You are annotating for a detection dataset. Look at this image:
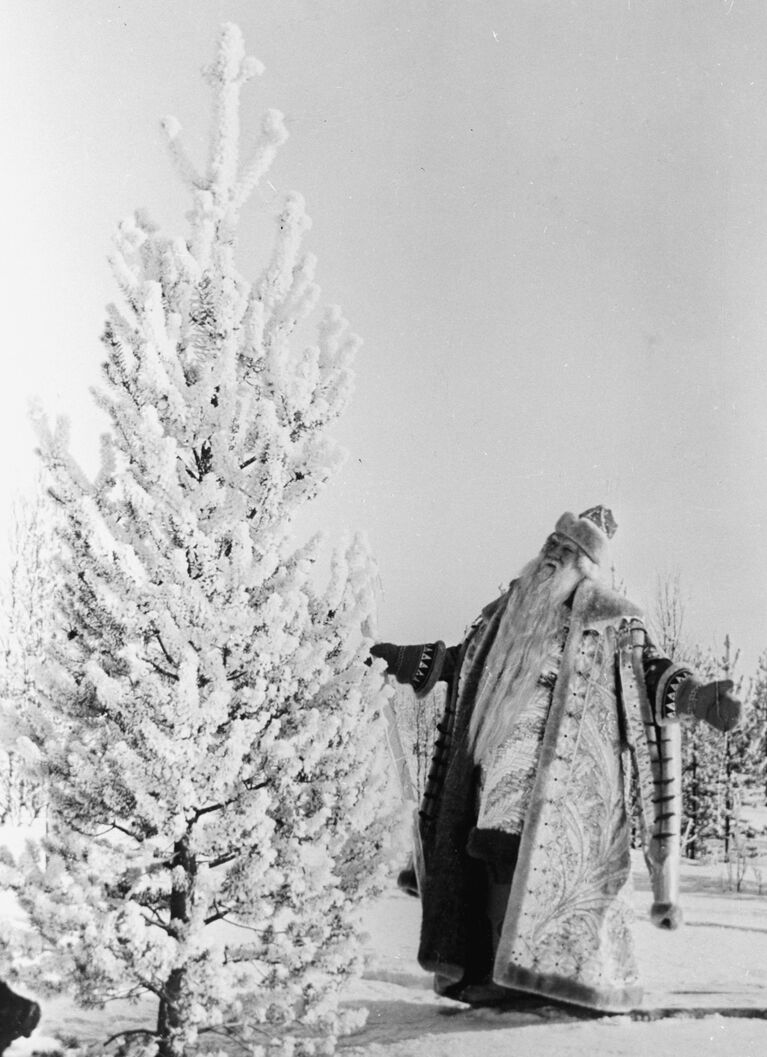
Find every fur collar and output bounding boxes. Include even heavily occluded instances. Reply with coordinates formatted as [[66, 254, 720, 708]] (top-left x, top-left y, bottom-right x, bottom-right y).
[[480, 578, 641, 631], [572, 578, 643, 629]]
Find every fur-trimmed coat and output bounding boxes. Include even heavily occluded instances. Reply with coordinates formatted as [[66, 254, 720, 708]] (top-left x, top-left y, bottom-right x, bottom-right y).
[[414, 579, 682, 1013]]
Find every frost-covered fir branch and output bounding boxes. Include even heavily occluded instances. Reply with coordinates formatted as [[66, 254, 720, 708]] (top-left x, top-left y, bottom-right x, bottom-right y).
[[0, 23, 397, 1057]]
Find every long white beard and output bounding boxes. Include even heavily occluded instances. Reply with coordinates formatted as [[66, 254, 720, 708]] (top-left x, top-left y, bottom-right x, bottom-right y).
[[469, 555, 585, 763]]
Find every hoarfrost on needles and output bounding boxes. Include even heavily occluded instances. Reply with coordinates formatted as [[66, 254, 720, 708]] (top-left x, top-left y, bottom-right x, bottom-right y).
[[1, 21, 399, 1057]]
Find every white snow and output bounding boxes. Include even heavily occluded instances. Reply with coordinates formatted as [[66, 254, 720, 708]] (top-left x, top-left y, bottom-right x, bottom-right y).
[[3, 844, 767, 1056]]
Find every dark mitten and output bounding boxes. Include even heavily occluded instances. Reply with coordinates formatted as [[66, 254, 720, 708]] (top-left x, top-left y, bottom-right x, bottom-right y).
[[650, 902, 683, 930], [369, 642, 402, 675], [675, 678, 742, 733], [369, 641, 445, 696]]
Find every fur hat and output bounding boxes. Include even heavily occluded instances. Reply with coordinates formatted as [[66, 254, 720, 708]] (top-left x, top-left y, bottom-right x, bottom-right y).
[[554, 505, 617, 566]]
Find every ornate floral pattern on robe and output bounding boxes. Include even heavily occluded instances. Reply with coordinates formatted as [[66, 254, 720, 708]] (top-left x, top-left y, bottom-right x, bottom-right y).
[[417, 579, 681, 1013]]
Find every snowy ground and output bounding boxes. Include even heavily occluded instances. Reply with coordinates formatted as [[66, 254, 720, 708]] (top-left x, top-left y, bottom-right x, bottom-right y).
[[3, 845, 767, 1056]]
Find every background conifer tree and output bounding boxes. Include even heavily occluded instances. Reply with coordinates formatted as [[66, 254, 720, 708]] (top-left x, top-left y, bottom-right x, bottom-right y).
[[711, 636, 747, 868], [744, 650, 767, 800], [0, 486, 53, 823], [652, 576, 720, 860], [0, 24, 397, 1057]]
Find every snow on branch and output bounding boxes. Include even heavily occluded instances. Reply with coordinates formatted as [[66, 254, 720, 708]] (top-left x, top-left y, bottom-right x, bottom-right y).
[[203, 22, 264, 204], [8, 24, 397, 1057], [160, 115, 205, 190], [232, 107, 288, 214]]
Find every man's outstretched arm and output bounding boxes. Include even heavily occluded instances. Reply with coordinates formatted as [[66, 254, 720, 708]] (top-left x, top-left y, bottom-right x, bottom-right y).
[[369, 641, 459, 697]]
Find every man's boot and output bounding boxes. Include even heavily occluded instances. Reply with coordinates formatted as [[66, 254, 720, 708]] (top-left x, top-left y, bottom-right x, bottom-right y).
[[0, 981, 41, 1055]]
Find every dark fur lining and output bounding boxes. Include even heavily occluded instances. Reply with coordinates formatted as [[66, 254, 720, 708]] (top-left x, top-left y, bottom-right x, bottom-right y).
[[466, 827, 521, 864]]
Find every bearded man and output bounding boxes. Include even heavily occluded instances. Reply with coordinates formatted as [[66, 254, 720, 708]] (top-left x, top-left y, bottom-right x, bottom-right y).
[[370, 506, 741, 1013]]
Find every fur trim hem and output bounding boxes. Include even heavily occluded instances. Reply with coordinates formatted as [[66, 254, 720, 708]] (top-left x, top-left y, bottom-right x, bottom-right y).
[[495, 963, 643, 1013]]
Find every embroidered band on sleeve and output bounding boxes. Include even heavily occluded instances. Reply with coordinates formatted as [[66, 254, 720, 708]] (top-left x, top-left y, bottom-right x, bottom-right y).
[[411, 644, 435, 691], [655, 663, 693, 724]]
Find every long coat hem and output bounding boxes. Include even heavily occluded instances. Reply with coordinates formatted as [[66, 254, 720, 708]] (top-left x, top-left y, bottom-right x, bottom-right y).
[[496, 963, 644, 1013]]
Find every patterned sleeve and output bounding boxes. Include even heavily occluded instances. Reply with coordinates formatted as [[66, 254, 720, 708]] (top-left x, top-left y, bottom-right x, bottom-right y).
[[626, 619, 683, 928]]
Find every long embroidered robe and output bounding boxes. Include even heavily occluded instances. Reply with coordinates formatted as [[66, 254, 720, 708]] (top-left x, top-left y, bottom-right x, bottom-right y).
[[415, 578, 681, 1012]]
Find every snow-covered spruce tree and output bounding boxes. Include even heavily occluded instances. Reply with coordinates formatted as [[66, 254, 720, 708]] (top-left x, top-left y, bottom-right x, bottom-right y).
[[3, 24, 397, 1057]]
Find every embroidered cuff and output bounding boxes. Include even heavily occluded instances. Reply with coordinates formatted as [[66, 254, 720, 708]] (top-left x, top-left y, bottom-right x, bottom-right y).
[[655, 663, 694, 724], [412, 640, 447, 697], [377, 641, 447, 693]]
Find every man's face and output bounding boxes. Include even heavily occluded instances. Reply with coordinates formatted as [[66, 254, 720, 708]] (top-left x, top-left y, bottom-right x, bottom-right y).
[[541, 532, 582, 572]]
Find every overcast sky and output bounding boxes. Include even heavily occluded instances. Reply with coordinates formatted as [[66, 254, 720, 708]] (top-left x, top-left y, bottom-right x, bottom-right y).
[[2, 0, 766, 670]]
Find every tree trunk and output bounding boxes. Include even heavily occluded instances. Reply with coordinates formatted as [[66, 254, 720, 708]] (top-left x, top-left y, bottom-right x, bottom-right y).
[[156, 836, 195, 1057], [157, 967, 186, 1057], [689, 751, 698, 860], [723, 734, 732, 861]]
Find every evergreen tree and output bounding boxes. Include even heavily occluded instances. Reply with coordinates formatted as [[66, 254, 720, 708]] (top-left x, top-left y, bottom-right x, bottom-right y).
[[677, 635, 750, 867], [390, 682, 444, 802], [0, 24, 396, 1057], [681, 722, 720, 860], [744, 649, 767, 801], [0, 487, 54, 824], [712, 636, 747, 868], [651, 575, 720, 860]]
